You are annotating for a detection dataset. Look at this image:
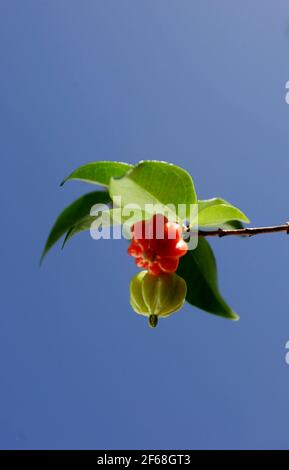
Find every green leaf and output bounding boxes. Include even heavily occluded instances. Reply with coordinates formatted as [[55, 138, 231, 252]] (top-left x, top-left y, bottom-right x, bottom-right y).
[[61, 161, 133, 187], [198, 199, 245, 230], [177, 238, 238, 320], [40, 191, 111, 263], [109, 160, 197, 221], [198, 197, 249, 227]]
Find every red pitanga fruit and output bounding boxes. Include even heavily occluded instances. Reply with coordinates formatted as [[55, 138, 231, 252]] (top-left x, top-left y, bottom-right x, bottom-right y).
[[128, 214, 188, 276]]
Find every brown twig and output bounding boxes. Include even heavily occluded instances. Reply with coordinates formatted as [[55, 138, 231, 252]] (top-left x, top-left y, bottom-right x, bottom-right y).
[[197, 222, 289, 238]]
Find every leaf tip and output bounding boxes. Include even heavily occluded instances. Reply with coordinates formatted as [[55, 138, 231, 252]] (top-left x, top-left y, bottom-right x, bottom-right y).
[[230, 311, 240, 321], [39, 246, 48, 266]]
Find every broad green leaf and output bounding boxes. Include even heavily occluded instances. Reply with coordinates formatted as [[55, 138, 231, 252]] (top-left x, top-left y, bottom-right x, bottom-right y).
[[61, 161, 133, 187], [198, 199, 245, 230], [177, 238, 238, 320], [198, 197, 249, 227], [40, 191, 111, 263], [109, 160, 197, 222]]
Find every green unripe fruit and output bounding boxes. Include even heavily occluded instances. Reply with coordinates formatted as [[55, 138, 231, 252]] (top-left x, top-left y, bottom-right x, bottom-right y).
[[130, 271, 187, 327]]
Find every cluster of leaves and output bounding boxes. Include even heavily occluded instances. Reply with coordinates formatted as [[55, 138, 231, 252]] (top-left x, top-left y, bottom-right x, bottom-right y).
[[42, 161, 250, 320]]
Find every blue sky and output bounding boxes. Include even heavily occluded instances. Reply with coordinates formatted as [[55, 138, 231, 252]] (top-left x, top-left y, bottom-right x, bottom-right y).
[[1, 0, 289, 449]]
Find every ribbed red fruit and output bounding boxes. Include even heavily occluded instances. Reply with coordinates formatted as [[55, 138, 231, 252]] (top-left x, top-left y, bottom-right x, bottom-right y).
[[128, 214, 188, 276]]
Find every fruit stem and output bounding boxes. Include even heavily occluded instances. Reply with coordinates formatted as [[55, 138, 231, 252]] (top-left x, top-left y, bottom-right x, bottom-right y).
[[148, 314, 158, 328]]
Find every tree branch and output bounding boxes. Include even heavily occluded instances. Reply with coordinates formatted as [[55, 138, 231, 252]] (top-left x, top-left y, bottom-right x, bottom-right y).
[[197, 222, 289, 238]]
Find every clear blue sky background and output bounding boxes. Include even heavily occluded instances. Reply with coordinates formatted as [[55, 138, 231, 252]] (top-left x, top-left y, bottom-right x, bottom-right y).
[[1, 0, 289, 450]]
